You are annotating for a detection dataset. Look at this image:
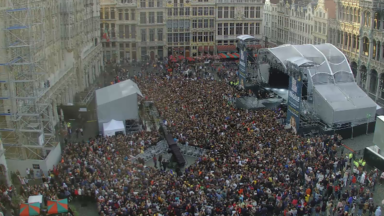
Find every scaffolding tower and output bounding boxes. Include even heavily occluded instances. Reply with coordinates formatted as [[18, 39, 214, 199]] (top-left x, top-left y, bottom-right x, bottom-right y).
[[0, 0, 56, 160]]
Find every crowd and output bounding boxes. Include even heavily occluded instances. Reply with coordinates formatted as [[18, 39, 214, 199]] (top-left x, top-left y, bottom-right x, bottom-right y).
[[1, 60, 383, 216]]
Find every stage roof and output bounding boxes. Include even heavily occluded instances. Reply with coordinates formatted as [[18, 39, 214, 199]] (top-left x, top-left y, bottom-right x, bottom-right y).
[[96, 79, 143, 106], [267, 43, 355, 85]]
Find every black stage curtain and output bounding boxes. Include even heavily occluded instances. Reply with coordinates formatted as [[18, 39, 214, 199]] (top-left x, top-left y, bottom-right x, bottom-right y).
[[268, 67, 289, 89]]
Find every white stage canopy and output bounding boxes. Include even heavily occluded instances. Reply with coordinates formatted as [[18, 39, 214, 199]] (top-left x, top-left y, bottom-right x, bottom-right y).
[[96, 79, 143, 130], [103, 119, 126, 137], [267, 43, 355, 85], [265, 43, 375, 126]]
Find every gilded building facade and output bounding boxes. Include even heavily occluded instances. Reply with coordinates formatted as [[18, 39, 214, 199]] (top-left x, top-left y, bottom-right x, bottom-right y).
[[0, 0, 103, 160], [329, 0, 384, 106]]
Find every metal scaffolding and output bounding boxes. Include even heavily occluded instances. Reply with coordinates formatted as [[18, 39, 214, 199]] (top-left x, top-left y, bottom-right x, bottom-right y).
[[0, 0, 56, 160]]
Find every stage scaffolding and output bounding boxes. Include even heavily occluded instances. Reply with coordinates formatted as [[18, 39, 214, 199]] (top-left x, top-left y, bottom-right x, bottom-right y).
[[0, 0, 56, 160]]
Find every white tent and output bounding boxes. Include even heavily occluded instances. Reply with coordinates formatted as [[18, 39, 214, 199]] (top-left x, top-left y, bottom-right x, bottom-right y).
[[96, 79, 143, 130], [103, 119, 126, 137], [28, 195, 43, 204]]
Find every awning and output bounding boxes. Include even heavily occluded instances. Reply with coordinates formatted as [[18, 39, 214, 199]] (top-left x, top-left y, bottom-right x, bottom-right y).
[[227, 53, 235, 58], [209, 46, 214, 52], [186, 57, 195, 61], [47, 199, 68, 215], [204, 46, 209, 52], [219, 53, 229, 58], [178, 55, 184, 60], [233, 53, 240, 58], [217, 45, 237, 52], [198, 46, 204, 52], [171, 58, 178, 62]]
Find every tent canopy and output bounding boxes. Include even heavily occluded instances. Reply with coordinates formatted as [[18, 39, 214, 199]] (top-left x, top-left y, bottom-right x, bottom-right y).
[[103, 119, 125, 137], [28, 195, 43, 204], [96, 79, 142, 131], [96, 79, 143, 106], [47, 199, 68, 214]]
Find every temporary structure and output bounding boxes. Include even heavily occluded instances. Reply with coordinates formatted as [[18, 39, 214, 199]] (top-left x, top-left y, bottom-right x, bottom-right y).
[[47, 199, 68, 215], [96, 79, 143, 130], [20, 203, 40, 216], [103, 119, 126, 137], [28, 195, 43, 204]]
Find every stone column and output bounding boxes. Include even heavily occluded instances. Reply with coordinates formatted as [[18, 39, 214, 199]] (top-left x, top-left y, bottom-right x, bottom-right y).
[[355, 35, 358, 52], [359, 37, 363, 56], [366, 70, 371, 92], [347, 33, 350, 51]]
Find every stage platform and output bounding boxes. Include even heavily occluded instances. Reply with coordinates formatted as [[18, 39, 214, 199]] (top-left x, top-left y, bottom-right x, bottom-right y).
[[236, 96, 284, 110]]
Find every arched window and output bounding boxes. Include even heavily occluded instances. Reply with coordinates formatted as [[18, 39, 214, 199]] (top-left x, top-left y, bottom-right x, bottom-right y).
[[353, 8, 357, 22], [351, 62, 357, 78], [380, 74, 384, 99], [372, 40, 377, 59], [363, 37, 370, 56], [357, 9, 360, 24], [359, 66, 367, 88], [370, 70, 378, 94]]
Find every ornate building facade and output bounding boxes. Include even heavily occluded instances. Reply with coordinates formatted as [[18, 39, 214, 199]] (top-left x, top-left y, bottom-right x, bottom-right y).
[[263, 0, 335, 46], [0, 0, 103, 160], [101, 0, 265, 61], [329, 0, 384, 106]]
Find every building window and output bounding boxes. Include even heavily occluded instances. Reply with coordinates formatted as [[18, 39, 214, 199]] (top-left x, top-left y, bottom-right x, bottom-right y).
[[250, 7, 255, 18], [100, 10, 103, 19], [125, 9, 129, 20], [209, 32, 214, 41], [149, 0, 154, 7], [204, 32, 208, 42], [140, 12, 146, 24], [245, 7, 249, 18], [125, 25, 130, 38], [255, 23, 260, 34], [157, 29, 163, 41], [230, 23, 234, 35], [141, 29, 146, 41], [192, 20, 197, 28], [198, 7, 203, 16], [105, 8, 109, 19], [244, 23, 248, 34], [193, 32, 197, 42], [157, 12, 163, 23], [230, 7, 234, 19], [210, 19, 214, 28], [131, 10, 135, 20], [250, 23, 254, 35], [168, 8, 173, 17], [141, 0, 146, 7], [209, 7, 214, 16], [180, 8, 184, 16], [198, 19, 203, 28], [150, 29, 155, 41], [149, 12, 155, 23], [168, 33, 172, 43], [157, 0, 163, 7], [224, 7, 228, 18], [118, 25, 124, 38], [119, 9, 123, 20], [218, 7, 222, 18], [224, 23, 228, 35], [111, 8, 116, 19], [256, 7, 260, 18], [236, 23, 242, 35], [204, 7, 208, 16], [204, 19, 208, 28], [185, 8, 190, 16], [193, 8, 197, 16], [218, 23, 222, 35]]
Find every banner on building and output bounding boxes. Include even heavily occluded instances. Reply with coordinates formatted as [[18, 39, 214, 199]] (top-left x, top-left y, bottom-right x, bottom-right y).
[[286, 75, 302, 134], [239, 48, 248, 87]]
